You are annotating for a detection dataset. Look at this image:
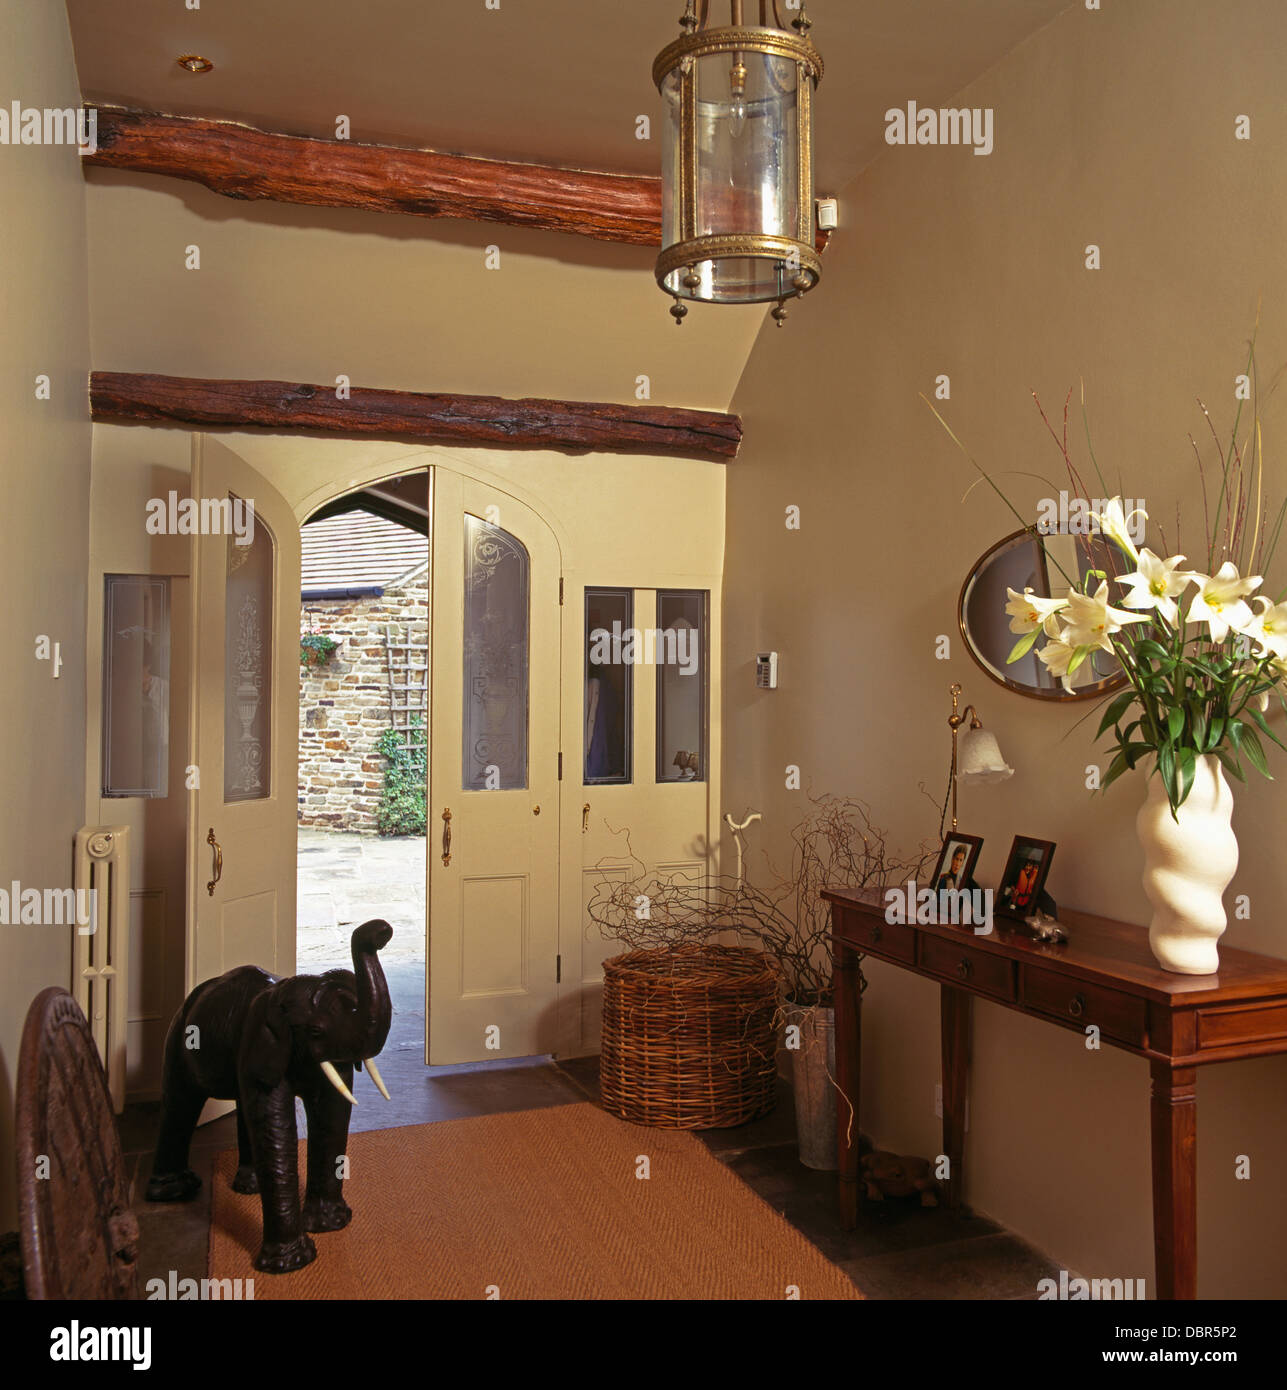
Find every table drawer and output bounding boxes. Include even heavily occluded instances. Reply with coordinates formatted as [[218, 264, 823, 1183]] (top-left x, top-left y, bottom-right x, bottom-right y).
[[1022, 965, 1148, 1046], [835, 909, 916, 964], [919, 934, 1015, 1000], [1196, 1002, 1287, 1050]]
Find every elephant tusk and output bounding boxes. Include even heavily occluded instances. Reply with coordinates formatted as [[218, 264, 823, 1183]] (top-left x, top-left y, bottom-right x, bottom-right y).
[[319, 1059, 357, 1106], [363, 1058, 391, 1101]]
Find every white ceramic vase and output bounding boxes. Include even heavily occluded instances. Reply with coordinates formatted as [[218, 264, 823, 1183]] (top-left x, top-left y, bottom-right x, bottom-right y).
[[1136, 754, 1238, 975]]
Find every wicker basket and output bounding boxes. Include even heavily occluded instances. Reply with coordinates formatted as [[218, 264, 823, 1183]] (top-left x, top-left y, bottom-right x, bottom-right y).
[[599, 944, 781, 1129]]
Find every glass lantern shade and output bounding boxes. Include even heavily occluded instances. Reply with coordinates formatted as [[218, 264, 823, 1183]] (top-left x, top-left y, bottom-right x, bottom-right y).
[[958, 727, 1014, 784], [654, 10, 823, 314]]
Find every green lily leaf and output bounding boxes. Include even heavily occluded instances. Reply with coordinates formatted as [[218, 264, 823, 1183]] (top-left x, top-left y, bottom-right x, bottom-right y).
[[1239, 724, 1272, 778], [1007, 628, 1041, 664], [1246, 706, 1287, 751], [1096, 689, 1137, 734], [1177, 747, 1196, 806], [1189, 703, 1208, 751], [1158, 743, 1176, 797], [1101, 749, 1133, 792], [1215, 748, 1246, 783], [1067, 645, 1092, 677]]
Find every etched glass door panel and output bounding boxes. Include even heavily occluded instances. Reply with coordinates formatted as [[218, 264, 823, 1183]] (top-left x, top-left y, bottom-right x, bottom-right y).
[[462, 514, 529, 791], [429, 473, 560, 1064], [102, 575, 171, 798], [223, 497, 274, 802], [655, 590, 708, 782], [584, 587, 632, 784]]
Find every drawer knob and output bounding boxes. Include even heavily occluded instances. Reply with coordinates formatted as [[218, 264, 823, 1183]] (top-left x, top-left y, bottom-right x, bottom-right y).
[[957, 957, 973, 980], [1069, 993, 1086, 1019], [871, 924, 883, 943]]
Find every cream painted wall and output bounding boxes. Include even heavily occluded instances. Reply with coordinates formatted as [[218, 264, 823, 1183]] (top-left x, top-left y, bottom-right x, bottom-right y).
[[206, 431, 726, 580], [0, 1, 93, 1229], [83, 171, 763, 412], [723, 0, 1287, 1297]]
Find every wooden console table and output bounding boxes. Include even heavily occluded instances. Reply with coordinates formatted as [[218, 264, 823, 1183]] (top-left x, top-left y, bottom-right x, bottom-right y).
[[823, 885, 1287, 1299]]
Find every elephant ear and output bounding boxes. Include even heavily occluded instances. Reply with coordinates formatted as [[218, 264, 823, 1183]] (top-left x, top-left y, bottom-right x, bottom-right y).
[[239, 987, 294, 1090]]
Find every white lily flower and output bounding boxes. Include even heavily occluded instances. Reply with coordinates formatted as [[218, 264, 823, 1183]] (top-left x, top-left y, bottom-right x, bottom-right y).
[[1037, 636, 1084, 693], [1246, 596, 1287, 660], [1256, 657, 1287, 712], [1005, 586, 1068, 635], [1093, 497, 1147, 565], [1060, 580, 1151, 653], [1187, 562, 1263, 643], [1115, 548, 1197, 626]]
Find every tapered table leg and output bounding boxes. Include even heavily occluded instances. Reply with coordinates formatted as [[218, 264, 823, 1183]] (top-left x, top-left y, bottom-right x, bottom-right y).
[[833, 936, 862, 1229], [1150, 1062, 1197, 1300], [940, 985, 971, 1211]]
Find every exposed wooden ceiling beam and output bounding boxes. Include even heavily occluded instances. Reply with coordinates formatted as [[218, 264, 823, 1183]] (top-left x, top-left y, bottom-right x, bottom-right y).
[[83, 107, 832, 253], [90, 372, 743, 461], [84, 107, 663, 247]]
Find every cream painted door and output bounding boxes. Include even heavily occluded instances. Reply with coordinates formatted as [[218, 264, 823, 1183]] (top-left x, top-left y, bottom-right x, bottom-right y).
[[427, 471, 562, 1063], [187, 437, 300, 1000], [571, 587, 718, 1054]]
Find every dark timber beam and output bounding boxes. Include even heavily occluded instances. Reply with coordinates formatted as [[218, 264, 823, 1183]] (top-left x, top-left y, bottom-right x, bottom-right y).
[[84, 107, 663, 247], [89, 373, 743, 462], [83, 107, 832, 253]]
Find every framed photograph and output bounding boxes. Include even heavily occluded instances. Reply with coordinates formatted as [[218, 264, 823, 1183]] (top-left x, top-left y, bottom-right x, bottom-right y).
[[996, 836, 1056, 918], [930, 833, 984, 893]]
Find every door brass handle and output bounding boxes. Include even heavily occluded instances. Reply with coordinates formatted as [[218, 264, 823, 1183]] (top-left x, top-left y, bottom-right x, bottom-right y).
[[582, 803, 590, 833], [206, 827, 223, 896], [441, 807, 452, 866], [1068, 993, 1086, 1019]]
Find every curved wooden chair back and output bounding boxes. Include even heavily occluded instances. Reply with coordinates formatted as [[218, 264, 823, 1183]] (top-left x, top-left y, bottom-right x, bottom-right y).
[[16, 987, 139, 1299]]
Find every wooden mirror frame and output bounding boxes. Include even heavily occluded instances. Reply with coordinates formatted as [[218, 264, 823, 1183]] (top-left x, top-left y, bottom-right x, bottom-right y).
[[957, 527, 1130, 704]]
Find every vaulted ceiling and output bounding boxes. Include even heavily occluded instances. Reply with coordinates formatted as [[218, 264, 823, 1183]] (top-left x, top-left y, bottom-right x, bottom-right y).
[[67, 0, 1070, 192], [66, 0, 1072, 412]]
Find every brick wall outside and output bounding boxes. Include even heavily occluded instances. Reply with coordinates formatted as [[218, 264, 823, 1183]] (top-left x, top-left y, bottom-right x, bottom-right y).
[[297, 570, 427, 832]]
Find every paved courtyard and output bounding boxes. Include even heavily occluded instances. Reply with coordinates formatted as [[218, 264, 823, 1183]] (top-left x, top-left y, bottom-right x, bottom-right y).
[[296, 827, 426, 967], [297, 827, 427, 1067]]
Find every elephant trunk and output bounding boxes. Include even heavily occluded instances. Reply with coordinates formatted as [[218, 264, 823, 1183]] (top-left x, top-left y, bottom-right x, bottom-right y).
[[350, 920, 393, 1060]]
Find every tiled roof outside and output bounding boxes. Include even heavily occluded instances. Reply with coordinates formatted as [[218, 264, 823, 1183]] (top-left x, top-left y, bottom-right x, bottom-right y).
[[301, 510, 427, 591]]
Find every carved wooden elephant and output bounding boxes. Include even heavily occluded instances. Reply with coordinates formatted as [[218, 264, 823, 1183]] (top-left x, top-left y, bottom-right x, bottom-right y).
[[145, 921, 394, 1273]]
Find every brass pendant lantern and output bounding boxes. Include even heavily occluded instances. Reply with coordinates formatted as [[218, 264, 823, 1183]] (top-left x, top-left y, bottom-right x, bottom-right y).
[[653, 1, 823, 326]]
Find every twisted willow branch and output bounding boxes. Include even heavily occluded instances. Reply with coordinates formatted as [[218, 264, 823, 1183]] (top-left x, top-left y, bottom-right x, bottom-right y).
[[587, 793, 937, 1006]]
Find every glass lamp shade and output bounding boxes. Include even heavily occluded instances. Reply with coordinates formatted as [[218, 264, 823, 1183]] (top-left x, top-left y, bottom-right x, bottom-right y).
[[654, 11, 823, 311], [958, 727, 1014, 784]]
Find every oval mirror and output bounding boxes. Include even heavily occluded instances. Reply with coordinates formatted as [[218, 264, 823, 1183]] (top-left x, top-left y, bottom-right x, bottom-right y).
[[958, 528, 1130, 702]]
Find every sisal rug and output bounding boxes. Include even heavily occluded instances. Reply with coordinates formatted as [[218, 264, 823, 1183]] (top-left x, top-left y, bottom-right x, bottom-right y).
[[209, 1101, 861, 1300]]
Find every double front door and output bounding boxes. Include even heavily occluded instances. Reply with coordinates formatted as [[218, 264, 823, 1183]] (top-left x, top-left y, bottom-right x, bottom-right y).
[[188, 451, 564, 1068]]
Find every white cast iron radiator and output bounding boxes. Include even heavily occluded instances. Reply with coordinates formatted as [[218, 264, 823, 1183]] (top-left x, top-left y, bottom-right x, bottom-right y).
[[73, 825, 130, 1112]]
